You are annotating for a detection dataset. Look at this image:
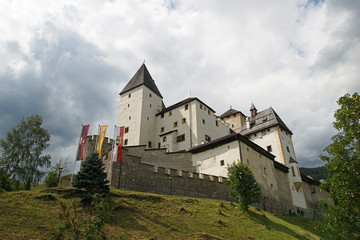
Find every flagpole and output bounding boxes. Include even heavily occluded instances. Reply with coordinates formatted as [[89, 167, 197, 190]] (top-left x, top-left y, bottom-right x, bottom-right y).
[[94, 125, 100, 154], [109, 125, 117, 183], [70, 124, 83, 187]]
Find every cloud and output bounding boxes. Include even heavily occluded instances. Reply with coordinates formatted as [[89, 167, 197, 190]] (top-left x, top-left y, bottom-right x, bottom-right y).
[[0, 0, 358, 169]]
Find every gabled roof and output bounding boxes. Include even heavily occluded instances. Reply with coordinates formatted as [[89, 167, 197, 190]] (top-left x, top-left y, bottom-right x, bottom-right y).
[[155, 97, 216, 116], [189, 133, 275, 160], [219, 108, 245, 119], [120, 63, 163, 98], [240, 107, 293, 136]]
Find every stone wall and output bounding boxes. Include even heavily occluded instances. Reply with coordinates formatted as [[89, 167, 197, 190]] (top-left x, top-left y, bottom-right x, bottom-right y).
[[302, 175, 334, 218], [111, 155, 231, 201], [82, 135, 332, 217]]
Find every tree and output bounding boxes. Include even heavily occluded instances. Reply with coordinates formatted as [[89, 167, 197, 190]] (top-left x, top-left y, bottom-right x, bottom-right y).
[[44, 171, 59, 188], [0, 114, 51, 184], [73, 153, 109, 197], [320, 92, 360, 239], [225, 161, 261, 211]]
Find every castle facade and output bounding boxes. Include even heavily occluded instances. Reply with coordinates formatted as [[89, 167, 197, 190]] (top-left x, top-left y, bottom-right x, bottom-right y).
[[83, 63, 332, 217]]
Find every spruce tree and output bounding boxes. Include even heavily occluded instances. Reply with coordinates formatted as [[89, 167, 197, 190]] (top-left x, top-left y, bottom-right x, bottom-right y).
[[73, 153, 109, 197]]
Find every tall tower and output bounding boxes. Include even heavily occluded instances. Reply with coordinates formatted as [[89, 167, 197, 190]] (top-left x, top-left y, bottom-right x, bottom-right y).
[[116, 64, 163, 148]]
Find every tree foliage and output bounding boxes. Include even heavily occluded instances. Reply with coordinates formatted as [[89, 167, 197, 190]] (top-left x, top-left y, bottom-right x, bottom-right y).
[[225, 161, 261, 211], [320, 92, 360, 239], [73, 153, 109, 197], [0, 114, 51, 184], [44, 171, 59, 188]]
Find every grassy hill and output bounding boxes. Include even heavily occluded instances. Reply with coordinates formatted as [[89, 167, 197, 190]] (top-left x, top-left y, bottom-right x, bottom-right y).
[[0, 188, 325, 239]]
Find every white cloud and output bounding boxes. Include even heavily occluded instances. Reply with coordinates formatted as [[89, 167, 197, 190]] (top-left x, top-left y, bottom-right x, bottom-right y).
[[0, 0, 358, 169]]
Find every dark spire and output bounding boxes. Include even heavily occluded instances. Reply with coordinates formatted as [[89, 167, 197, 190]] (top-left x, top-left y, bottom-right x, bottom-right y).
[[250, 102, 257, 118], [120, 63, 163, 98], [250, 102, 257, 111]]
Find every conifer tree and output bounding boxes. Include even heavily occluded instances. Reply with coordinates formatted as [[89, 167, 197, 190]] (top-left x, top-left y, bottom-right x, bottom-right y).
[[73, 153, 109, 197], [226, 161, 261, 211]]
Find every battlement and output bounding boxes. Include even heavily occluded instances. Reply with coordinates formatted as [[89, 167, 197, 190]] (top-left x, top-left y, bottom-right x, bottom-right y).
[[152, 166, 226, 183]]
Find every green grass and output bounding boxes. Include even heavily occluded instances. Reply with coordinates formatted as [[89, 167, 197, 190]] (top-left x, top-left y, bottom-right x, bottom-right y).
[[0, 188, 325, 239]]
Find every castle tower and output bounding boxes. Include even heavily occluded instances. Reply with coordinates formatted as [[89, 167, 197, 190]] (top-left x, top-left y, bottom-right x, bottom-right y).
[[221, 104, 307, 209], [116, 63, 163, 148]]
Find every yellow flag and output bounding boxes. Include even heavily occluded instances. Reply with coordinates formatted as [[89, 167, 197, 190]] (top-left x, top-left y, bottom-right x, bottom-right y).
[[96, 125, 108, 158]]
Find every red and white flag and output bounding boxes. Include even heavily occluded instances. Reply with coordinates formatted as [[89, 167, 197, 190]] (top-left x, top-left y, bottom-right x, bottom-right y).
[[76, 124, 90, 161], [113, 126, 125, 162]]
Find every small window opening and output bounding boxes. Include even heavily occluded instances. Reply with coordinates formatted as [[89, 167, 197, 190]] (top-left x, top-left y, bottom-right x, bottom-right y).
[[220, 160, 225, 166]]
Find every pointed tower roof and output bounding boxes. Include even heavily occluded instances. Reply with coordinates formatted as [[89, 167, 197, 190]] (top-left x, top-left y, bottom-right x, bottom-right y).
[[120, 63, 163, 98], [250, 102, 257, 111]]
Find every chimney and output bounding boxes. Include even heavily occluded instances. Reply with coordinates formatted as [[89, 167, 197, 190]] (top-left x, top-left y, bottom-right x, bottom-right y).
[[245, 117, 250, 129]]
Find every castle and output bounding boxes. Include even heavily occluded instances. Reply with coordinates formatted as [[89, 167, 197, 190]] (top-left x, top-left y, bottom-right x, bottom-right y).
[[84, 63, 332, 217]]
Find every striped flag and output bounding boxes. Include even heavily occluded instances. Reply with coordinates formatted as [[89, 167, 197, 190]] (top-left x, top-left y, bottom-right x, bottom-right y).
[[113, 126, 125, 162], [76, 124, 90, 161], [96, 125, 107, 158]]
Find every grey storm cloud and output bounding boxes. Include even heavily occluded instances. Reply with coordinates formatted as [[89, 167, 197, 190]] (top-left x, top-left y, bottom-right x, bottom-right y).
[[0, 0, 359, 169]]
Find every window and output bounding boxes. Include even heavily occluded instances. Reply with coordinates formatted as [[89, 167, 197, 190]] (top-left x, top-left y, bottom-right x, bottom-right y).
[[125, 127, 129, 133], [202, 119, 205, 124], [158, 143, 160, 148], [124, 139, 128, 145], [147, 117, 149, 120], [267, 129, 270, 132], [149, 93, 152, 97], [200, 104, 203, 109], [291, 166, 296, 177], [205, 135, 211, 142], [163, 136, 167, 142], [128, 104, 130, 108], [173, 121, 178, 128], [220, 160, 225, 166], [177, 134, 185, 142], [128, 94, 131, 98], [254, 133, 257, 137], [182, 118, 186, 124], [161, 113, 164, 118], [148, 141, 152, 148], [231, 124, 235, 128], [185, 104, 188, 110], [169, 111, 172, 116], [286, 146, 290, 153], [216, 121, 218, 127], [264, 167, 267, 175], [129, 116, 131, 120], [208, 110, 210, 115], [267, 145, 272, 152], [160, 127, 164, 133], [204, 106, 207, 111]]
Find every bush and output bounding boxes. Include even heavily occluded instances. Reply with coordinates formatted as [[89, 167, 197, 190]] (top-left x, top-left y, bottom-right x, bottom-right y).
[[44, 171, 59, 188], [225, 161, 261, 211]]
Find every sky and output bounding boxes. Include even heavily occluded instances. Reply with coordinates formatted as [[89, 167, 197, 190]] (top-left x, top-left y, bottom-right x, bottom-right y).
[[0, 0, 359, 171]]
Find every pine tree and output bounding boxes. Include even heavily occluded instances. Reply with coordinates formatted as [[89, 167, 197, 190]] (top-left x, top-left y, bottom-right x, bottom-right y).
[[226, 161, 261, 211], [73, 153, 109, 197]]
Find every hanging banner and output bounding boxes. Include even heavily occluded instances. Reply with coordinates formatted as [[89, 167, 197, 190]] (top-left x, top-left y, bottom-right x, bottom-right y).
[[96, 125, 108, 158], [76, 124, 90, 161], [116, 126, 125, 162]]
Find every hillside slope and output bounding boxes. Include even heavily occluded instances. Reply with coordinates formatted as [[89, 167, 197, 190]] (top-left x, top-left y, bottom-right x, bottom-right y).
[[0, 188, 324, 239]]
